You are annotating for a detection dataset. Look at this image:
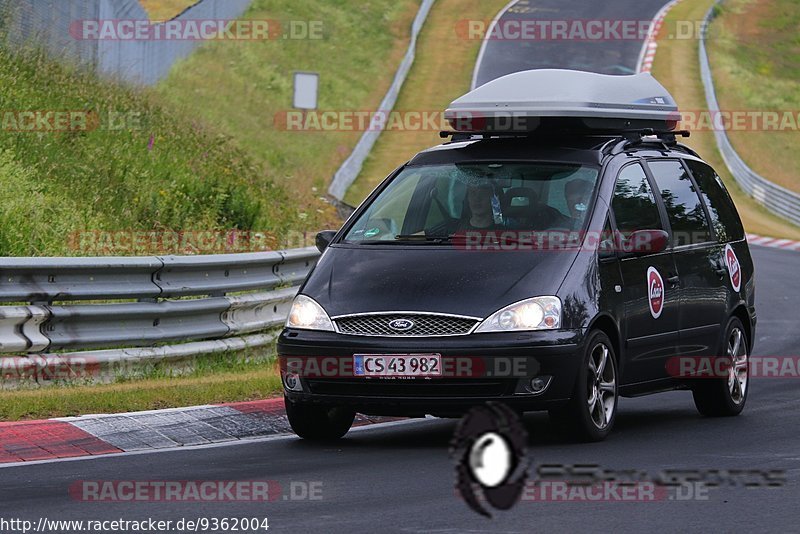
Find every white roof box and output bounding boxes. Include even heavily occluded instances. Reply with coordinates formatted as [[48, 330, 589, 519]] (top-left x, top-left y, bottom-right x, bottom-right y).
[[445, 69, 680, 133]]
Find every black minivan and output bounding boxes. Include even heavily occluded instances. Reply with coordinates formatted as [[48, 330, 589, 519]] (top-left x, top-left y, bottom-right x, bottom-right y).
[[278, 130, 755, 442]]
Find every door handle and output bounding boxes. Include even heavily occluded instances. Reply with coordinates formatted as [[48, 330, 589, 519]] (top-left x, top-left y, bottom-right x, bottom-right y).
[[667, 275, 680, 286]]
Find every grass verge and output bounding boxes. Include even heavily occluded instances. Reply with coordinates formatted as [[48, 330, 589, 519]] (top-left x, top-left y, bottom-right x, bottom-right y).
[[706, 0, 800, 194], [651, 0, 800, 240], [0, 46, 297, 256], [0, 349, 282, 421], [157, 0, 423, 234], [344, 0, 512, 205]]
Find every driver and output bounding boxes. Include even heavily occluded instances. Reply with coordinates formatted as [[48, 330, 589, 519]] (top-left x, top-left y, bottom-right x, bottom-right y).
[[565, 179, 593, 229], [459, 183, 500, 231]]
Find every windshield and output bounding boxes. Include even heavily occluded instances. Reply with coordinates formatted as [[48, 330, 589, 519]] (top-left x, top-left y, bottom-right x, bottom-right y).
[[343, 162, 600, 243]]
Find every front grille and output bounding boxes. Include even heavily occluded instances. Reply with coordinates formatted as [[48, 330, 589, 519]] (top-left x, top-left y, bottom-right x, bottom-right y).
[[306, 378, 512, 397], [334, 313, 479, 337]]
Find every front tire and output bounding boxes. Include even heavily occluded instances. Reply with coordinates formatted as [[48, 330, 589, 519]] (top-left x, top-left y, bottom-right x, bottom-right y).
[[550, 330, 618, 442], [285, 397, 355, 441], [692, 317, 749, 417]]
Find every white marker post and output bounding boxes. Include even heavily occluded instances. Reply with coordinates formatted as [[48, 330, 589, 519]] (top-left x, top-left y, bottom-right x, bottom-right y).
[[293, 72, 319, 110]]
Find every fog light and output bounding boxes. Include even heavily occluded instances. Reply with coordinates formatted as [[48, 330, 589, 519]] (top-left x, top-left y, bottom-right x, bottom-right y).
[[526, 376, 552, 394], [283, 372, 302, 392]]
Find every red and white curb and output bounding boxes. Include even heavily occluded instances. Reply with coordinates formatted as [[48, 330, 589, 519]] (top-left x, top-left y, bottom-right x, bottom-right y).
[[637, 0, 684, 73], [0, 399, 394, 464], [747, 234, 800, 252]]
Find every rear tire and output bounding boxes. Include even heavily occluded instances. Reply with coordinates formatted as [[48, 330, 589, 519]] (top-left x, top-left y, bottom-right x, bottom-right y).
[[549, 330, 618, 442], [285, 397, 355, 441], [692, 317, 748, 417]]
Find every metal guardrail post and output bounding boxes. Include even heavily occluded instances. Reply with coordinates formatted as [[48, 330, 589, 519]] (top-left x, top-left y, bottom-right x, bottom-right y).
[[0, 306, 49, 352]]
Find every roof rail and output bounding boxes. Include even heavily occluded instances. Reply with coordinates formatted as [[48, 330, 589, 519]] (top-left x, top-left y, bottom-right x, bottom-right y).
[[605, 129, 692, 155], [439, 131, 528, 141], [440, 128, 692, 148]]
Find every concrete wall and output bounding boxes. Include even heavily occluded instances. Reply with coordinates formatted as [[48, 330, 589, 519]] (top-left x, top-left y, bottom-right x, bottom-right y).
[[0, 0, 252, 85]]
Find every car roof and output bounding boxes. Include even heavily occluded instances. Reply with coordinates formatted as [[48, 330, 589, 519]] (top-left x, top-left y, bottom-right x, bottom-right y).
[[407, 135, 700, 168]]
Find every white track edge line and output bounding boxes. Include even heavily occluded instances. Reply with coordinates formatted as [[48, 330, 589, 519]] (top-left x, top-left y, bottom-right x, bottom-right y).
[[470, 0, 520, 90]]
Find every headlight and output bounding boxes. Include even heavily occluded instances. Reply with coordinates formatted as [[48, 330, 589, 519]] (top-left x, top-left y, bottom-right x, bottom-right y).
[[475, 296, 561, 333], [286, 294, 334, 331]]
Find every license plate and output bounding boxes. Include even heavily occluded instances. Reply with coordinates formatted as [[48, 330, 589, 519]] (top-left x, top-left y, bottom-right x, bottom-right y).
[[353, 354, 442, 377]]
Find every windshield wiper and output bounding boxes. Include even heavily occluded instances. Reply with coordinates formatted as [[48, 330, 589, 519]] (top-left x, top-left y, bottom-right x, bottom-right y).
[[394, 234, 454, 244], [348, 234, 454, 245]]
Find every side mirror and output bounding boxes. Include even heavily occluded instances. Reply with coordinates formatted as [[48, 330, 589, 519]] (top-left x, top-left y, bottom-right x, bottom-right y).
[[624, 229, 669, 256], [315, 230, 337, 253]]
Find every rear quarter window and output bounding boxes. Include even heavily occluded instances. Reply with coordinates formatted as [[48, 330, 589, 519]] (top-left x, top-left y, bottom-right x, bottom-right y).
[[684, 159, 745, 242], [647, 159, 713, 247]]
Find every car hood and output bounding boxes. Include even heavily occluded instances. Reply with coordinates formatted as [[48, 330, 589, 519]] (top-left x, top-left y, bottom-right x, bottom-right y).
[[301, 245, 580, 319]]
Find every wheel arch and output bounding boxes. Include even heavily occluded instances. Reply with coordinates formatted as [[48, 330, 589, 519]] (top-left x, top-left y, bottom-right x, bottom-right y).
[[730, 304, 752, 353], [586, 313, 622, 366]]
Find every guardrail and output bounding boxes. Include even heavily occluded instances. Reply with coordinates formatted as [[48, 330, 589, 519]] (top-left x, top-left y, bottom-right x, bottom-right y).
[[0, 247, 320, 380], [699, 2, 800, 227]]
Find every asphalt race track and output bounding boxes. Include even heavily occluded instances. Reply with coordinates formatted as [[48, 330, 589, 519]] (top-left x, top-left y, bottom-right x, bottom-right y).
[[3, 1, 800, 532], [472, 0, 669, 87], [3, 246, 797, 532]]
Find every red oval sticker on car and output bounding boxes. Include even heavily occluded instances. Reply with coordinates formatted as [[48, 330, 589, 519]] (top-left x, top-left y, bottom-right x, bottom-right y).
[[725, 244, 741, 292], [647, 266, 664, 319]]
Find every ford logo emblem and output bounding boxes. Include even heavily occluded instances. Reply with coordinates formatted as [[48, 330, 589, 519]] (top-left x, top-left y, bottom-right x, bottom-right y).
[[388, 318, 415, 331]]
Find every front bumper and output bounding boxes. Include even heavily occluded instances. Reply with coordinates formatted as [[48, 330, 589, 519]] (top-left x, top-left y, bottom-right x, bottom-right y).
[[277, 328, 586, 416]]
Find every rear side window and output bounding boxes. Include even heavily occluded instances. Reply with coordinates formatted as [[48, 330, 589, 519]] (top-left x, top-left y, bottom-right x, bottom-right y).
[[647, 160, 712, 246], [684, 159, 745, 242], [611, 163, 663, 237]]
